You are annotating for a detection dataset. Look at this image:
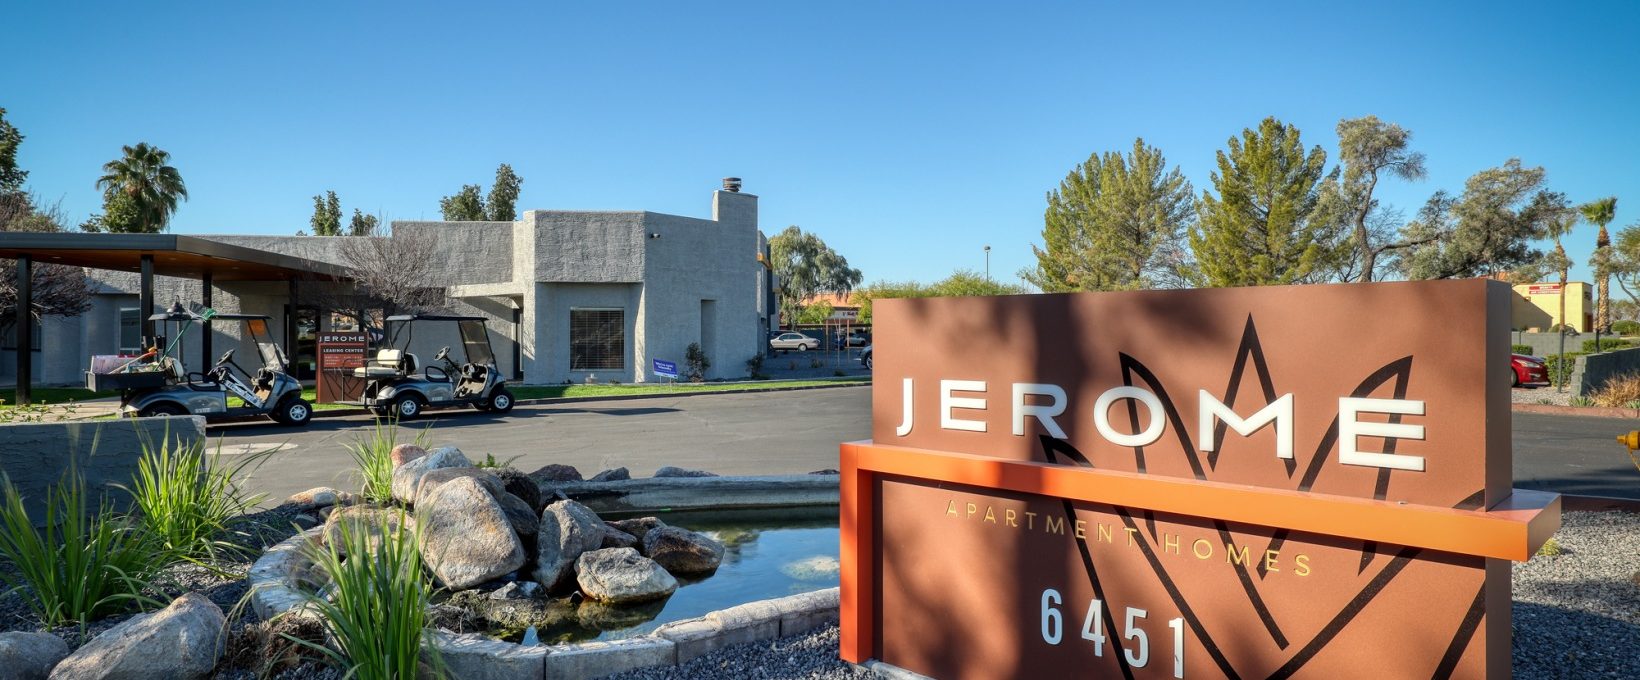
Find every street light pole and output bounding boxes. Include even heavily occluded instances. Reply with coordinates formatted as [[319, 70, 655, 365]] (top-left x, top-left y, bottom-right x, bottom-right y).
[[984, 245, 991, 280]]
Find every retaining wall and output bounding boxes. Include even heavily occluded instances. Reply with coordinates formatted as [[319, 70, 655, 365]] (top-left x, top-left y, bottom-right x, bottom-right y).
[[1577, 347, 1640, 395], [0, 415, 206, 524]]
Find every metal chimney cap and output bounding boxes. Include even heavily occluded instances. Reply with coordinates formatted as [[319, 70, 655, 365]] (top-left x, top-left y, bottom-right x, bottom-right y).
[[722, 177, 743, 192]]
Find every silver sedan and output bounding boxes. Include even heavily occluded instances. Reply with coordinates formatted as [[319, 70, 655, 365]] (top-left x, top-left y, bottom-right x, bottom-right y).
[[769, 332, 820, 352]]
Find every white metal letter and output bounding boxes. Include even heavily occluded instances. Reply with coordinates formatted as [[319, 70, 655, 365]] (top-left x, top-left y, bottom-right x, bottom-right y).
[[1337, 397, 1426, 471], [940, 380, 988, 432], [1198, 390, 1294, 459], [1013, 383, 1068, 438], [896, 378, 914, 436], [1094, 387, 1165, 447]]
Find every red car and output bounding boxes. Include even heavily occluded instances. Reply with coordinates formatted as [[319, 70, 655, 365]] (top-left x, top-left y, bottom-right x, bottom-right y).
[[1511, 353, 1549, 387]]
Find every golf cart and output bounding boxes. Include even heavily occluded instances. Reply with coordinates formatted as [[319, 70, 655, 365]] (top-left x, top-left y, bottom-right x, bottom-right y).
[[86, 305, 313, 425], [355, 314, 514, 419]]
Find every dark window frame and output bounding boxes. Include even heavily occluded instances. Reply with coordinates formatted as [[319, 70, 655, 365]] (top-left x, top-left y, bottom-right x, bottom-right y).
[[570, 308, 625, 371]]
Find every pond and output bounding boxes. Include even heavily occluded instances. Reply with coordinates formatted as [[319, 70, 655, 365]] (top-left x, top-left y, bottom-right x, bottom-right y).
[[488, 506, 840, 644]]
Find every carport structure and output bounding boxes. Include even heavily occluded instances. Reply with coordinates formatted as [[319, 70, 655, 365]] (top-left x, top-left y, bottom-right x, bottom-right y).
[[0, 233, 349, 404]]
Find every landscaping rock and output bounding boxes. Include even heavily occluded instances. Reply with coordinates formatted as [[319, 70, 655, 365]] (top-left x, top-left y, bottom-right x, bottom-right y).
[[530, 463, 584, 482], [652, 466, 717, 478], [602, 526, 639, 550], [575, 548, 678, 604], [390, 455, 432, 504], [496, 491, 540, 537], [643, 526, 726, 575], [49, 593, 224, 680], [492, 466, 542, 512], [607, 517, 667, 545], [284, 486, 354, 511], [489, 580, 542, 600], [418, 476, 526, 590], [322, 506, 415, 556], [291, 513, 319, 530], [425, 445, 472, 471], [390, 443, 427, 467], [589, 467, 631, 482], [0, 632, 69, 680], [535, 500, 606, 590], [414, 467, 507, 506], [809, 469, 840, 475]]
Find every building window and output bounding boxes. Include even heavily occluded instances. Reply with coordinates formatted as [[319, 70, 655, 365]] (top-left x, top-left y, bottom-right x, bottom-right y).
[[570, 309, 624, 370], [118, 307, 143, 354]]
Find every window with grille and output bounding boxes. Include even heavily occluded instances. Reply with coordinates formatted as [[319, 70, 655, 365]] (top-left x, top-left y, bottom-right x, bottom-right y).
[[570, 309, 624, 370]]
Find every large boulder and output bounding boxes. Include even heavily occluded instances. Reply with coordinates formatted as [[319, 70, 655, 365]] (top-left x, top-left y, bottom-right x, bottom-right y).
[[652, 466, 717, 478], [496, 492, 539, 538], [49, 593, 224, 680], [284, 486, 354, 511], [0, 632, 69, 680], [390, 446, 472, 504], [588, 467, 630, 483], [390, 443, 427, 467], [418, 476, 526, 590], [491, 467, 542, 513], [534, 500, 605, 591], [530, 464, 583, 483], [642, 526, 725, 575], [607, 517, 666, 545], [601, 526, 638, 550], [575, 548, 678, 604], [414, 467, 506, 507], [323, 506, 415, 556]]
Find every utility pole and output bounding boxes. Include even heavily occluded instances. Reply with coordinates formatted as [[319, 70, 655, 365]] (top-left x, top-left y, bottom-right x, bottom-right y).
[[984, 245, 991, 280]]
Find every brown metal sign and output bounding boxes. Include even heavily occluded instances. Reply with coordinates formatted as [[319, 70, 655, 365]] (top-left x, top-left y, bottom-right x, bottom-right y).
[[840, 279, 1559, 679]]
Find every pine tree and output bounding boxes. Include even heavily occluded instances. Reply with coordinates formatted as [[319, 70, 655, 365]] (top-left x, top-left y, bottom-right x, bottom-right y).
[[310, 190, 342, 236], [1189, 117, 1337, 287]]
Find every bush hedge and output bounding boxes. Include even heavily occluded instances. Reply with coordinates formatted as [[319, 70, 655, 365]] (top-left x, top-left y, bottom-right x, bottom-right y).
[[1613, 320, 1640, 336], [1512, 344, 1534, 355], [1544, 352, 1584, 388], [1581, 338, 1634, 353]]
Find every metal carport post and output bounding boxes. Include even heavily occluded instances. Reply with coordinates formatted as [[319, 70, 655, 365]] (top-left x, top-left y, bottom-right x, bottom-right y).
[[14, 254, 30, 405]]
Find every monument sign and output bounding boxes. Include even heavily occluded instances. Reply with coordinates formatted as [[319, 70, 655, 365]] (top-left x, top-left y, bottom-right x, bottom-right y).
[[840, 279, 1559, 679]]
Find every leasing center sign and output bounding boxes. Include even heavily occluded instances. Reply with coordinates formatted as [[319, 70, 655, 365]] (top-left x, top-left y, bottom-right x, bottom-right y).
[[839, 279, 1559, 680]]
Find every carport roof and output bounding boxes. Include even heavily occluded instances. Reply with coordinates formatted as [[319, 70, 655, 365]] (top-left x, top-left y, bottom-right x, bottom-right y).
[[0, 233, 349, 281]]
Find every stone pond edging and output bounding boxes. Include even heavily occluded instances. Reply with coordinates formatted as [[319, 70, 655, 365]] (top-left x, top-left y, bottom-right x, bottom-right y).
[[249, 528, 840, 679]]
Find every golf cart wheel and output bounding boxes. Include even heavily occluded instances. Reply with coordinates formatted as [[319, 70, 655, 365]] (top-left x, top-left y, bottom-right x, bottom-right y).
[[392, 394, 424, 420], [276, 397, 313, 426], [140, 402, 187, 418], [487, 389, 515, 414]]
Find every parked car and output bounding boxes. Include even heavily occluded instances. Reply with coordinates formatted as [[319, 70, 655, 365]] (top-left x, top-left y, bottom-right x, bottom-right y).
[[1511, 353, 1548, 387], [860, 344, 873, 370], [770, 332, 821, 352], [833, 330, 870, 349]]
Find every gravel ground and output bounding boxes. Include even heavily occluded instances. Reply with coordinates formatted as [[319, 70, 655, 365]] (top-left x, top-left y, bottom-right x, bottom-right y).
[[1512, 511, 1640, 678], [1512, 385, 1576, 406]]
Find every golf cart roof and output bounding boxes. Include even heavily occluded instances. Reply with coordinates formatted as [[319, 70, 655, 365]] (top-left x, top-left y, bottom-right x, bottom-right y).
[[385, 314, 488, 322]]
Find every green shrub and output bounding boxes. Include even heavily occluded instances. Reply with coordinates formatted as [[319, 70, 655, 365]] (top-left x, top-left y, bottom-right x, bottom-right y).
[[1544, 352, 1585, 388], [685, 342, 710, 382], [125, 433, 269, 565], [474, 452, 521, 469], [296, 509, 438, 679], [0, 470, 162, 628], [346, 418, 429, 505], [744, 353, 765, 379], [1581, 338, 1633, 353], [1613, 320, 1640, 336], [1535, 537, 1562, 556], [1511, 344, 1534, 355]]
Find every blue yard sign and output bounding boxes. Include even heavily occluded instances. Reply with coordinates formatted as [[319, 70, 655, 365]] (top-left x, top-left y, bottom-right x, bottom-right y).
[[653, 359, 679, 379]]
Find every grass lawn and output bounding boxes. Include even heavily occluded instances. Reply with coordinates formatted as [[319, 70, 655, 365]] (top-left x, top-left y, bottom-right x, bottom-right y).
[[277, 377, 871, 408]]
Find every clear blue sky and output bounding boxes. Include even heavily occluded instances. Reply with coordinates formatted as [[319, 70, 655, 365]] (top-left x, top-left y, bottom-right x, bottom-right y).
[[5, 1, 1637, 286]]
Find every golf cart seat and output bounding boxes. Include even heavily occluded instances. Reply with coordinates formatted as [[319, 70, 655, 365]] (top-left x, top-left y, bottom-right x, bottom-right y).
[[354, 349, 415, 378]]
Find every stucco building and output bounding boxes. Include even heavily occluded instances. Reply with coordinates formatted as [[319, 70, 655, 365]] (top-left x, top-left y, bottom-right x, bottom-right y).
[[1511, 281, 1592, 332], [1, 182, 776, 388]]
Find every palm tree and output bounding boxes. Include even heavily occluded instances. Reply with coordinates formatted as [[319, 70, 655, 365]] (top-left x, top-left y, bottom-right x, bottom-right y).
[[1546, 207, 1578, 390], [95, 143, 187, 233], [1582, 196, 1618, 332]]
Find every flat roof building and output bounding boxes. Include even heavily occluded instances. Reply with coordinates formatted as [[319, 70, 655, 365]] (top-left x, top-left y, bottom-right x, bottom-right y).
[[0, 182, 776, 394]]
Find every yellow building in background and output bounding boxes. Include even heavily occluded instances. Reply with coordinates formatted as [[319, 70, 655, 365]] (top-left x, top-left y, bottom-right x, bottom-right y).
[[1511, 282, 1592, 332]]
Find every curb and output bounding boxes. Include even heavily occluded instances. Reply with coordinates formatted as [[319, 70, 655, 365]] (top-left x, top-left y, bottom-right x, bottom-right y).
[[1511, 402, 1640, 420], [306, 380, 871, 420], [250, 530, 840, 679], [1561, 493, 1640, 513]]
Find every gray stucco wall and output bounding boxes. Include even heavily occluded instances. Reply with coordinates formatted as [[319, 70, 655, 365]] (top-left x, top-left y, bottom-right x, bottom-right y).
[[1575, 346, 1640, 395], [390, 222, 515, 286], [530, 211, 647, 283]]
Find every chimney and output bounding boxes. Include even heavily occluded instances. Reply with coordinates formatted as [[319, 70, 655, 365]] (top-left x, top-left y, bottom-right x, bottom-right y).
[[722, 177, 742, 193]]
